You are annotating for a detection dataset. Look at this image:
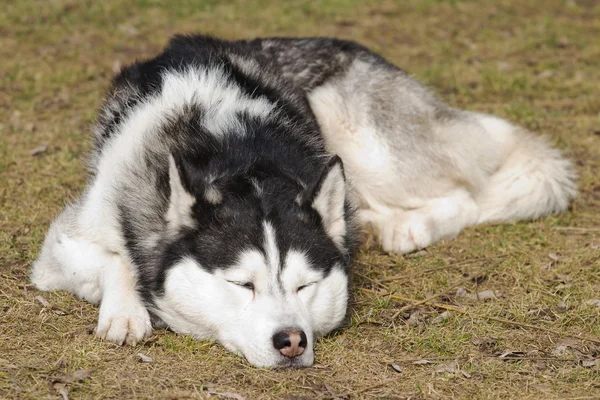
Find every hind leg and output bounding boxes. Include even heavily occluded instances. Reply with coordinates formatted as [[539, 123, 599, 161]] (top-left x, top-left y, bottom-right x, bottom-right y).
[[309, 86, 483, 253], [360, 189, 480, 254], [32, 208, 152, 345]]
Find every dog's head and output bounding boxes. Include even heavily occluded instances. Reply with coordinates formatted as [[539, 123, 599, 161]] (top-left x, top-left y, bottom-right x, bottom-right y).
[[152, 151, 354, 368]]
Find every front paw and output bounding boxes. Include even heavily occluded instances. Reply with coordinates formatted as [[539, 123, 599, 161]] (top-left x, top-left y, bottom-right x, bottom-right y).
[[96, 299, 152, 346]]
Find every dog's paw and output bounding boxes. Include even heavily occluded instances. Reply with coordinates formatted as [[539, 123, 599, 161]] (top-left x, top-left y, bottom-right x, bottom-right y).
[[378, 213, 436, 254], [96, 298, 152, 346]]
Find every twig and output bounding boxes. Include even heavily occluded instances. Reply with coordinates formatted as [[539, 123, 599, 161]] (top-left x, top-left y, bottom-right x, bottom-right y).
[[393, 356, 457, 363], [321, 380, 390, 399], [360, 288, 464, 313], [391, 274, 473, 319], [359, 288, 600, 346], [393, 355, 580, 364], [354, 272, 390, 290], [101, 355, 129, 363], [492, 356, 576, 361], [378, 255, 507, 283], [552, 227, 600, 232], [478, 315, 600, 345]]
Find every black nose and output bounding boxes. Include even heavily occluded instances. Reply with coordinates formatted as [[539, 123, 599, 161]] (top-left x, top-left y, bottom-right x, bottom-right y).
[[272, 329, 307, 358]]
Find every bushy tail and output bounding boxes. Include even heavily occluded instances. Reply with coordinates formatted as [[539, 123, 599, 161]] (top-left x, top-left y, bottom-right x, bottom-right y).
[[475, 118, 577, 224]]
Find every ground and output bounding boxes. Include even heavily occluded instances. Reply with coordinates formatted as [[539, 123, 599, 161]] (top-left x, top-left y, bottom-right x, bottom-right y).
[[1, 0, 599, 399]]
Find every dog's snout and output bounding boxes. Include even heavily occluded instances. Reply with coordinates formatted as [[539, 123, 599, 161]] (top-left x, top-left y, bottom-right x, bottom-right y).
[[272, 329, 307, 358]]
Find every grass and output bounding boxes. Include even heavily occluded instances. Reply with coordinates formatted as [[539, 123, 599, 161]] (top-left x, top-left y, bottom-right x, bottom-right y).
[[1, 0, 600, 398]]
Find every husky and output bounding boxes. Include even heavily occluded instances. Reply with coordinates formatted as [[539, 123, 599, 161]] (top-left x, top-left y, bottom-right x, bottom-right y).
[[31, 35, 576, 368]]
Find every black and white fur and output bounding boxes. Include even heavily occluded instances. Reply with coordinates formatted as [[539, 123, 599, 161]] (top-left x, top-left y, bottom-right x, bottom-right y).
[[31, 35, 576, 368]]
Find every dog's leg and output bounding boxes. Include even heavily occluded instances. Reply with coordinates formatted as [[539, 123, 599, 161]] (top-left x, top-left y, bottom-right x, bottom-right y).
[[32, 207, 152, 345], [95, 254, 152, 346], [360, 189, 479, 254], [308, 70, 484, 254]]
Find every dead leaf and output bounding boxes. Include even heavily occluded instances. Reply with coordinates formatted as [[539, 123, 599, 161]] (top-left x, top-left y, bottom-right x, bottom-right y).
[[435, 360, 459, 374], [35, 295, 50, 308], [548, 253, 561, 261], [527, 350, 545, 358], [554, 273, 572, 283], [556, 301, 567, 313], [537, 70, 554, 80], [541, 262, 553, 271], [581, 359, 599, 368], [49, 369, 92, 400], [30, 145, 48, 156], [497, 62, 512, 71], [534, 360, 547, 370], [531, 384, 551, 393], [472, 290, 500, 301], [34, 295, 67, 315], [498, 350, 527, 359], [412, 359, 434, 365], [432, 311, 450, 325], [390, 363, 402, 373], [528, 306, 552, 318], [136, 353, 153, 363], [555, 284, 572, 290], [406, 310, 421, 327], [53, 382, 69, 400], [456, 288, 500, 301], [586, 299, 600, 308], [552, 338, 585, 357], [324, 383, 338, 397], [50, 369, 92, 384], [433, 360, 470, 378]]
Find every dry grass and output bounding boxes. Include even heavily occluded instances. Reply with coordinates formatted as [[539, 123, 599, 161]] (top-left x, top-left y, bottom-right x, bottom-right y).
[[1, 0, 600, 399]]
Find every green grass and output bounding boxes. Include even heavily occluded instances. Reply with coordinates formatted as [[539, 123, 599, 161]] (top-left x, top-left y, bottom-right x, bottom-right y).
[[2, 0, 600, 398]]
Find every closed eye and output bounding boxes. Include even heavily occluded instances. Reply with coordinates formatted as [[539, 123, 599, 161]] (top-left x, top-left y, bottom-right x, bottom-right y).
[[228, 281, 255, 291], [297, 282, 317, 292]]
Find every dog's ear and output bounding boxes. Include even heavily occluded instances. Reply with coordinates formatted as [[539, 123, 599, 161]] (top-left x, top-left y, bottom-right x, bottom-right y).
[[166, 153, 197, 232], [309, 156, 347, 248]]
